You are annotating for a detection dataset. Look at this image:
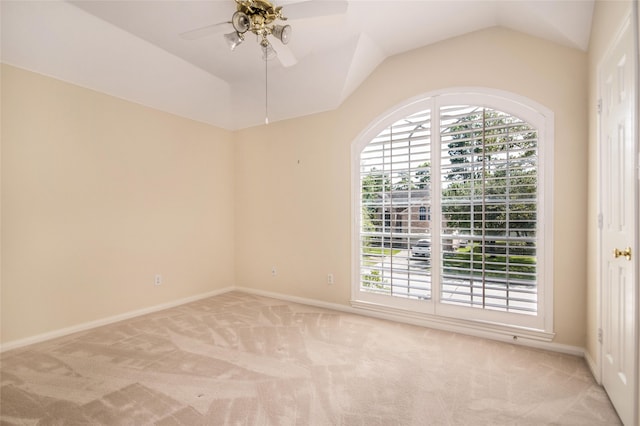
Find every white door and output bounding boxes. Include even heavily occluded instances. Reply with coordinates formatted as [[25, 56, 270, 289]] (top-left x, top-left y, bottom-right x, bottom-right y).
[[599, 15, 638, 426]]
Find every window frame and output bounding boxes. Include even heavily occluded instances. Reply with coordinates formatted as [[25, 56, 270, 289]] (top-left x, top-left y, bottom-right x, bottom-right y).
[[419, 206, 427, 221], [351, 88, 555, 338]]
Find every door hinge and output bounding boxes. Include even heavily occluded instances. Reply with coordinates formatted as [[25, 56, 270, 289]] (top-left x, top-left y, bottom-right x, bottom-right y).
[[597, 213, 603, 230], [597, 99, 602, 115], [598, 328, 603, 343]]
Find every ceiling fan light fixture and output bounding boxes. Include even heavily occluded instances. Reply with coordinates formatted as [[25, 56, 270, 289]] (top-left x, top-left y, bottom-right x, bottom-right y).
[[231, 11, 251, 33], [224, 31, 244, 51], [272, 24, 291, 44]]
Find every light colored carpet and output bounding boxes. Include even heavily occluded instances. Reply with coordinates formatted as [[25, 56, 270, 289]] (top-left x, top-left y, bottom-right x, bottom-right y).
[[1, 291, 621, 425]]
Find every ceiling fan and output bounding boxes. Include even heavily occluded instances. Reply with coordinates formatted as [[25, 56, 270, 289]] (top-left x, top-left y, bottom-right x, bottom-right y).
[[180, 0, 348, 68]]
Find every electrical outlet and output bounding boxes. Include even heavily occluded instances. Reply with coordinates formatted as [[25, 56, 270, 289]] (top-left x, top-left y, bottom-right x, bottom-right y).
[[271, 266, 277, 277], [327, 273, 334, 285], [154, 274, 162, 286]]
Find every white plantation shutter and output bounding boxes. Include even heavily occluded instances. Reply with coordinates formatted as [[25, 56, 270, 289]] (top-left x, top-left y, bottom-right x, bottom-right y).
[[439, 106, 538, 314], [355, 92, 552, 333], [360, 110, 432, 298]]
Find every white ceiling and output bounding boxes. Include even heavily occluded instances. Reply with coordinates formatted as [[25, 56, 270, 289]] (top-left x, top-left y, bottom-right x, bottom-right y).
[[2, 0, 595, 130]]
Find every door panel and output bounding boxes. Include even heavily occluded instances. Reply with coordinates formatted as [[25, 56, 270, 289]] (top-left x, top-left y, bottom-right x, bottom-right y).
[[600, 15, 637, 426]]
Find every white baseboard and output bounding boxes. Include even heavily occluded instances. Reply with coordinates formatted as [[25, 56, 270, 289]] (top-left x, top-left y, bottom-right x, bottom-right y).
[[235, 286, 585, 357], [235, 286, 356, 314], [0, 286, 234, 353], [584, 349, 601, 384], [2, 285, 586, 360]]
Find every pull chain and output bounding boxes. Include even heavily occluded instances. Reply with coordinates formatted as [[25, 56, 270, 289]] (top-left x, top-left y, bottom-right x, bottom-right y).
[[264, 54, 269, 125]]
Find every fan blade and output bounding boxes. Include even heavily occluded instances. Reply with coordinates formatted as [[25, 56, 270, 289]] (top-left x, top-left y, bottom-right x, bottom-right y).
[[284, 0, 348, 20], [180, 22, 231, 40], [271, 42, 298, 67]]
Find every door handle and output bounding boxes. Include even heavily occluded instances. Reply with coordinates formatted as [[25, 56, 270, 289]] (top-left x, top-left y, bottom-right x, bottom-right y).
[[613, 247, 632, 261]]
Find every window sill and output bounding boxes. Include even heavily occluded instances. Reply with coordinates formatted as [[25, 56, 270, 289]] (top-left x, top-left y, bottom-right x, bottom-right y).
[[351, 298, 555, 343]]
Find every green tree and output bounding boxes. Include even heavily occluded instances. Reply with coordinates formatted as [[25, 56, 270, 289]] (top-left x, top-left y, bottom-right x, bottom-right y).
[[393, 171, 414, 191], [361, 169, 391, 236], [415, 161, 431, 189], [441, 109, 538, 238], [391, 162, 431, 191]]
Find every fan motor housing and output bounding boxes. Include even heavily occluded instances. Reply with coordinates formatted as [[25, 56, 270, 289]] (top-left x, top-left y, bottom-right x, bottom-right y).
[[235, 0, 286, 27]]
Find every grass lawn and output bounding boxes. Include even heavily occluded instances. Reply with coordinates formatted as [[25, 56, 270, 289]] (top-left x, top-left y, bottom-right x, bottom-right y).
[[363, 247, 402, 257], [362, 247, 403, 267], [444, 244, 536, 282]]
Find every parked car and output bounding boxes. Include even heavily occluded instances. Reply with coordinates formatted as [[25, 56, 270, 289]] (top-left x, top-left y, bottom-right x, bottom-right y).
[[411, 239, 431, 258]]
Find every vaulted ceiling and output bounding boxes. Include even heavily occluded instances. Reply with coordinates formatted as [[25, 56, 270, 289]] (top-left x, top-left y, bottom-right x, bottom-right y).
[[2, 1, 595, 130]]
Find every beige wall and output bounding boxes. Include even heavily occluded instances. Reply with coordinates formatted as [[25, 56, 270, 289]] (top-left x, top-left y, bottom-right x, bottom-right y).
[[235, 27, 589, 346], [586, 0, 634, 375], [2, 25, 591, 348], [234, 110, 351, 304], [1, 64, 235, 344]]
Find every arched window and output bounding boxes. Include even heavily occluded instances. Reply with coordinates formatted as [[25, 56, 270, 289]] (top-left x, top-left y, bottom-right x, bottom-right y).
[[352, 89, 554, 337]]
